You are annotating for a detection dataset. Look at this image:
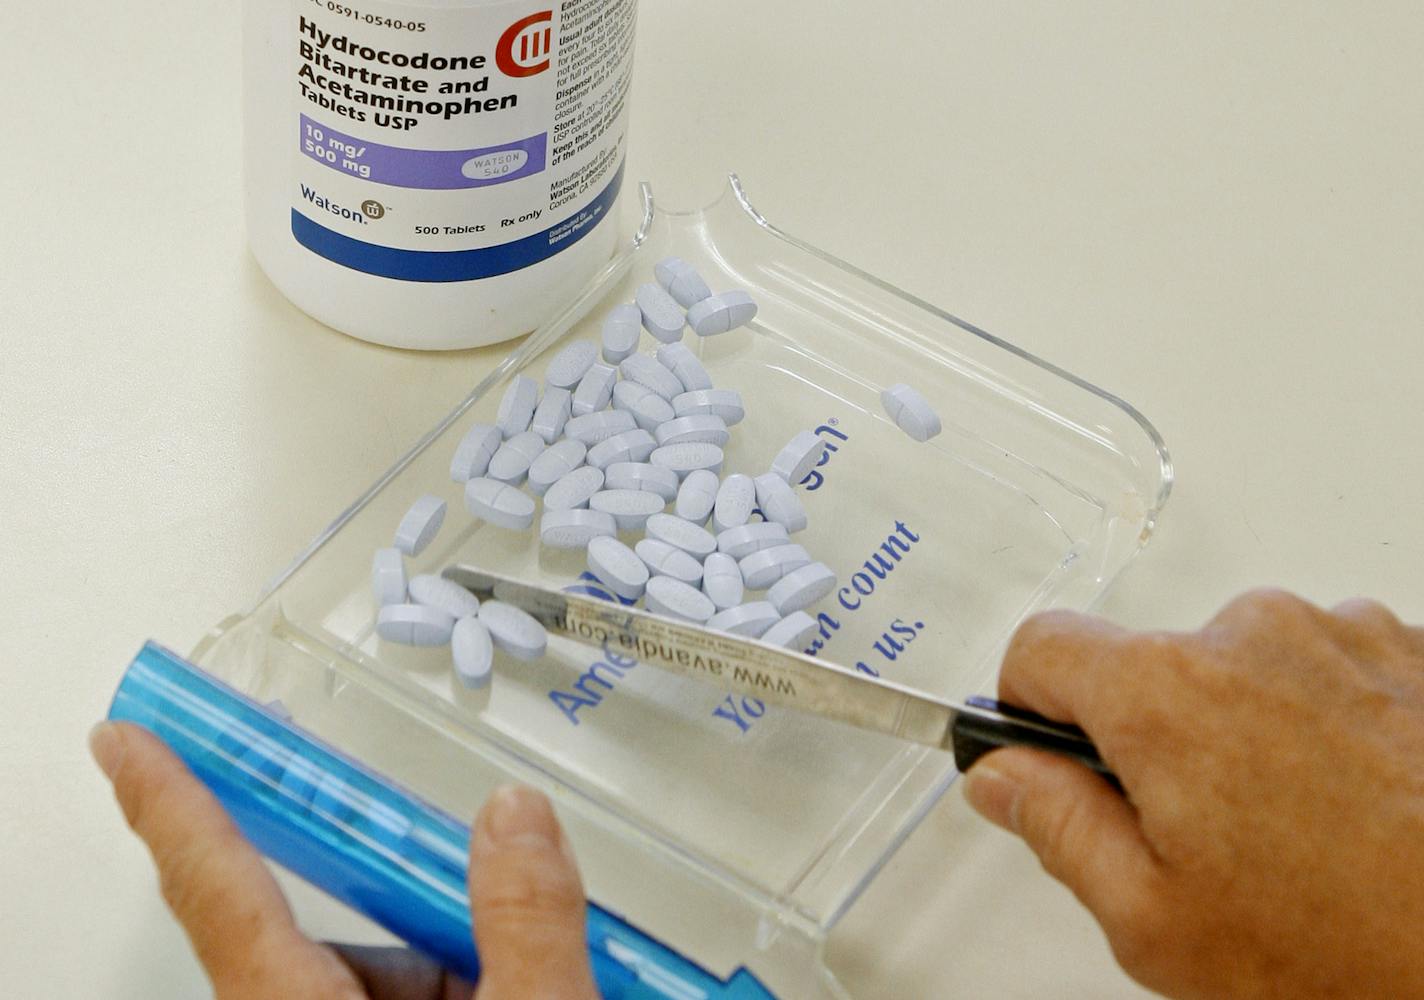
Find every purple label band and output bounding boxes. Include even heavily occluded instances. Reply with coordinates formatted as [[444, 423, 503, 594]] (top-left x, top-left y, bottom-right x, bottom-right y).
[[299, 115, 546, 190]]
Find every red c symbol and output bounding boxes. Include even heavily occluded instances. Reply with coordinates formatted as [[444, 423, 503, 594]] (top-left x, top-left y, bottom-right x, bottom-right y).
[[496, 11, 554, 78]]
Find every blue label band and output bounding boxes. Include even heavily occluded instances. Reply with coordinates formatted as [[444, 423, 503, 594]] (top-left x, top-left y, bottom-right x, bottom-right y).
[[292, 161, 624, 283]]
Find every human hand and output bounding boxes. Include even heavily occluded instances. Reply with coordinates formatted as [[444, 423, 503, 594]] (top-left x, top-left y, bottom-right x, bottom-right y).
[[964, 591, 1424, 999], [90, 722, 597, 999]]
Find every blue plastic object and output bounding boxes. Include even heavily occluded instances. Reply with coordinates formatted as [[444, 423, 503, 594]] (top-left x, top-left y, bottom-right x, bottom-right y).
[[107, 641, 775, 999]]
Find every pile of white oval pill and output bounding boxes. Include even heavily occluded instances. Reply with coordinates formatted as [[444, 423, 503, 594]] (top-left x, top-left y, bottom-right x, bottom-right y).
[[371, 255, 944, 692]]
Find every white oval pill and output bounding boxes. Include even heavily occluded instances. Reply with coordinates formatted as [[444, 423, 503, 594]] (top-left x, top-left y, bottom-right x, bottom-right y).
[[601, 303, 642, 364], [719, 289, 758, 329], [464, 477, 537, 530], [650, 442, 724, 478], [409, 574, 480, 619], [712, 474, 755, 533], [634, 538, 704, 586], [394, 494, 446, 557], [619, 354, 683, 400], [767, 562, 837, 615], [495, 375, 539, 437], [587, 535, 650, 600], [478, 600, 547, 661], [706, 601, 780, 638], [542, 465, 605, 511], [645, 513, 717, 558], [753, 473, 808, 533], [717, 521, 790, 559], [654, 342, 713, 392], [527, 439, 587, 496], [371, 547, 407, 606], [701, 552, 744, 611], [545, 340, 598, 389], [687, 289, 758, 337], [654, 256, 713, 308], [881, 383, 943, 442], [738, 543, 812, 590], [760, 611, 819, 650], [587, 429, 657, 470], [612, 379, 676, 432], [564, 409, 636, 445], [771, 430, 829, 485], [530, 386, 572, 444], [654, 415, 729, 448], [487, 431, 544, 486], [377, 603, 455, 647], [605, 461, 680, 502], [449, 423, 502, 483], [675, 469, 719, 524], [589, 489, 665, 531], [540, 508, 617, 549], [645, 576, 715, 623], [571, 362, 617, 416], [451, 616, 494, 688], [672, 389, 745, 426], [635, 282, 686, 344]]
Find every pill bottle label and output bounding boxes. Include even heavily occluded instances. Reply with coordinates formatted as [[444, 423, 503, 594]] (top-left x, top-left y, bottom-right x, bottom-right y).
[[288, 0, 634, 283]]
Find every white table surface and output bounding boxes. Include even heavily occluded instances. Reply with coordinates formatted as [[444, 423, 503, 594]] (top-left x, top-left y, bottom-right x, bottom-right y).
[[4, 2, 1420, 996]]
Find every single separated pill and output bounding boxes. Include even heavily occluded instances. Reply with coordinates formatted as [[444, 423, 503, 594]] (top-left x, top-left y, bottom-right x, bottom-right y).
[[451, 616, 494, 689], [771, 430, 829, 485], [655, 342, 713, 392], [713, 473, 756, 533], [464, 477, 536, 530], [587, 535, 649, 600], [394, 494, 446, 557], [650, 442, 724, 478], [635, 282, 686, 344], [655, 414, 729, 448], [673, 388, 745, 426], [634, 538, 703, 586], [717, 521, 790, 559], [605, 461, 679, 501], [540, 509, 617, 549], [767, 562, 837, 614], [619, 354, 683, 400], [739, 543, 811, 590], [589, 489, 665, 531], [701, 552, 745, 611], [545, 340, 598, 389], [371, 547, 407, 606], [527, 439, 587, 496], [495, 375, 538, 437], [706, 601, 780, 638], [571, 362, 617, 416], [377, 603, 455, 647], [487, 431, 544, 486], [612, 379, 675, 431], [645, 576, 715, 623], [686, 289, 758, 337], [530, 386, 572, 444], [601, 303, 641, 364], [654, 256, 713, 308], [645, 512, 717, 558], [754, 473, 808, 533], [478, 600, 547, 660], [760, 611, 819, 650], [542, 465, 605, 511], [408, 574, 480, 619], [587, 428, 657, 470], [564, 409, 636, 445], [675, 469, 719, 524], [449, 423, 502, 483], [881, 382, 943, 442]]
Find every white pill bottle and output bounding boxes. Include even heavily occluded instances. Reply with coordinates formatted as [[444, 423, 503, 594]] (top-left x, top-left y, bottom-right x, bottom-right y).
[[244, 0, 636, 349]]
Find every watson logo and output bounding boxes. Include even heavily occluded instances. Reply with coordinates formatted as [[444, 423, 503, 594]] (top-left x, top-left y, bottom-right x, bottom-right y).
[[496, 11, 553, 77]]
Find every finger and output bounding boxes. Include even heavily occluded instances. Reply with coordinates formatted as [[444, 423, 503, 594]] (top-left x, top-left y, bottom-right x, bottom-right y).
[[468, 786, 598, 1000], [999, 610, 1130, 726], [329, 943, 473, 1000], [963, 748, 1161, 942]]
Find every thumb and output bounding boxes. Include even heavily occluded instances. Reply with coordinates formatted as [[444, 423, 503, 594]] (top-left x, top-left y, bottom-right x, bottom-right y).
[[963, 748, 1160, 935], [469, 786, 598, 1000]]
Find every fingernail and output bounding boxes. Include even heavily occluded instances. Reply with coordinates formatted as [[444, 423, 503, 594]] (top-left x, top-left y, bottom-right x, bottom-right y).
[[963, 764, 1021, 833], [89, 722, 125, 780], [475, 785, 560, 856]]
